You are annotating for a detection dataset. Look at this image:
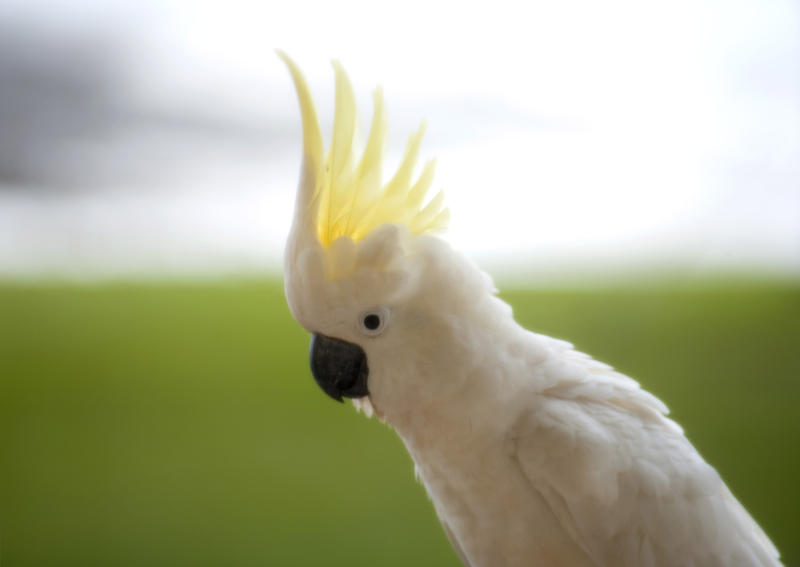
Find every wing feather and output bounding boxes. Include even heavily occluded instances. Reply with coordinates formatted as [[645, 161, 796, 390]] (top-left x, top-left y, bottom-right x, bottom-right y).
[[511, 339, 782, 566]]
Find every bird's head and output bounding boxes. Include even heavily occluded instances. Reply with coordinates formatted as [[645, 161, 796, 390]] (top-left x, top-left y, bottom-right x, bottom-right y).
[[279, 53, 502, 420]]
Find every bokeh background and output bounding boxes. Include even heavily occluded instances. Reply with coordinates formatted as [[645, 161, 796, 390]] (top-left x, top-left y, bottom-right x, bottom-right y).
[[1, 0, 798, 565]]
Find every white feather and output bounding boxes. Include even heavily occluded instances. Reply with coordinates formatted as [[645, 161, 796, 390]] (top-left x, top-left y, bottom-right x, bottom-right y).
[[395, 284, 781, 566]]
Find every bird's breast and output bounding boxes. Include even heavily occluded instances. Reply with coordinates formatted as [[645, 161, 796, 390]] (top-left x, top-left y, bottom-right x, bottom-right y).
[[404, 430, 595, 567]]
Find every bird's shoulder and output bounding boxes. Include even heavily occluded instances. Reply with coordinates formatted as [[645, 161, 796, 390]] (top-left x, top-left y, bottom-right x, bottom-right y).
[[506, 334, 781, 566]]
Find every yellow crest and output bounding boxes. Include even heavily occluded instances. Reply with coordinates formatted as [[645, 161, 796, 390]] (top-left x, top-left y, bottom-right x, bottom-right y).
[[278, 52, 449, 248]]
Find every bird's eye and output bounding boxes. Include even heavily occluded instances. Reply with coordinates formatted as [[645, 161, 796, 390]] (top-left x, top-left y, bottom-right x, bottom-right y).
[[363, 314, 381, 330], [357, 307, 390, 336]]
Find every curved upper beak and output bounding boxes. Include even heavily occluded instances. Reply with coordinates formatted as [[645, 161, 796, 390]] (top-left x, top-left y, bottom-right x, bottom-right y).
[[309, 334, 370, 402]]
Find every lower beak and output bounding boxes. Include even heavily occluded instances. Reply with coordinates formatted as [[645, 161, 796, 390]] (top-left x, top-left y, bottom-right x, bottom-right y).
[[309, 334, 370, 402]]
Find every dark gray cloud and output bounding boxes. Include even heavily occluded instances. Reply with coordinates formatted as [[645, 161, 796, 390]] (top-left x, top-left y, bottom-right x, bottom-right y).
[[0, 26, 125, 189], [0, 19, 289, 193]]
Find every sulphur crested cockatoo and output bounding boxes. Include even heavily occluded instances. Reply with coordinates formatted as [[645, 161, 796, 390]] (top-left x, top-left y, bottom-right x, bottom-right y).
[[277, 52, 782, 567]]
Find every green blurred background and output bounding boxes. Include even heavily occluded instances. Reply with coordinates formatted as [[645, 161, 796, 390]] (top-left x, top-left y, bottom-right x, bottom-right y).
[[1, 278, 797, 566]]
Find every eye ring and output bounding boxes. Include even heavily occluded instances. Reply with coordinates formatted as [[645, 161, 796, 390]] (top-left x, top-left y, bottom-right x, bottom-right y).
[[357, 306, 391, 337]]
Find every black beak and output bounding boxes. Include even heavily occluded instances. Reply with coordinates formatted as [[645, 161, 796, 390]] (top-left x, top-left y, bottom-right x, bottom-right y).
[[309, 334, 370, 402]]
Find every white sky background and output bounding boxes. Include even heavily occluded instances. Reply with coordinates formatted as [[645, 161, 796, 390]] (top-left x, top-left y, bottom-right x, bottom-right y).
[[0, 0, 798, 281]]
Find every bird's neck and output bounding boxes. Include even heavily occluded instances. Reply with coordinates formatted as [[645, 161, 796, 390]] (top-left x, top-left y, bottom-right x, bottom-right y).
[[386, 303, 536, 458]]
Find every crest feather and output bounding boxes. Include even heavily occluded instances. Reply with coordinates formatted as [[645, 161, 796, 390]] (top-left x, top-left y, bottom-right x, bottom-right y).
[[280, 54, 449, 248]]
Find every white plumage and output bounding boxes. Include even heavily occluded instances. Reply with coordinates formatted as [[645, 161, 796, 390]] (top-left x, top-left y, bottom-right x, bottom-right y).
[[278, 53, 782, 566]]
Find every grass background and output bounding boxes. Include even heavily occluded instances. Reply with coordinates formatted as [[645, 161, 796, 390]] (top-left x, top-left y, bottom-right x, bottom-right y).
[[1, 279, 798, 566]]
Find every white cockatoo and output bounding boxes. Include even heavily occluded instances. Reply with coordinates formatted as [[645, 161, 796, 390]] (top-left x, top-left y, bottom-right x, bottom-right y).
[[277, 52, 782, 567]]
